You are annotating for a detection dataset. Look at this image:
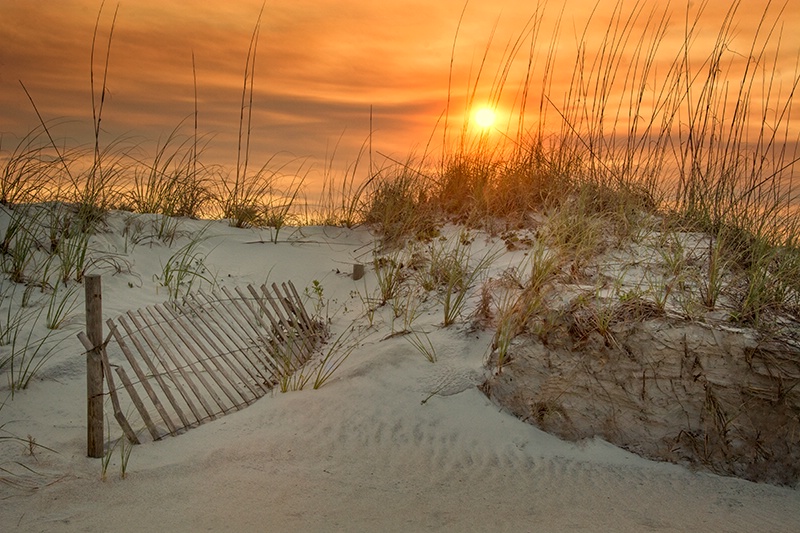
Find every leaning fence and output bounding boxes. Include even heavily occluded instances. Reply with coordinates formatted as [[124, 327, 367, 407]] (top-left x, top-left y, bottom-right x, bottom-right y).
[[78, 277, 323, 454]]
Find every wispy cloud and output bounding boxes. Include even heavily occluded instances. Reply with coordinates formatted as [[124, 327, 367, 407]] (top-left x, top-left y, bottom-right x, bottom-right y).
[[1, 1, 477, 168]]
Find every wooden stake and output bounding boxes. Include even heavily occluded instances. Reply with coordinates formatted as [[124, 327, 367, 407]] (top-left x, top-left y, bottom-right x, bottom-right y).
[[78, 331, 139, 444], [352, 263, 365, 281], [85, 274, 104, 458]]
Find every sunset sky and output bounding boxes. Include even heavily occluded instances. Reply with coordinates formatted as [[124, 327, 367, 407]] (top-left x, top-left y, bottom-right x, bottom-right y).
[[1, 0, 798, 192]]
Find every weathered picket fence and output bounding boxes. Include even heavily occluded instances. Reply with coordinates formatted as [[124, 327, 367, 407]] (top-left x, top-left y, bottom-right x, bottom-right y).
[[79, 277, 323, 453]]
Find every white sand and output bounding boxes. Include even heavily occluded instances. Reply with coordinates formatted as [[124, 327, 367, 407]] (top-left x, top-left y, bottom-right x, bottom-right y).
[[1, 212, 798, 532]]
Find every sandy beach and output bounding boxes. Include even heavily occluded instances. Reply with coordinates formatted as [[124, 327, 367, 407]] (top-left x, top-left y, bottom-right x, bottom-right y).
[[1, 213, 798, 532]]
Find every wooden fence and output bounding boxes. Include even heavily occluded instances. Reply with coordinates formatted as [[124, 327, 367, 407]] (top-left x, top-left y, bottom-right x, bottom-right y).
[[79, 280, 323, 448]]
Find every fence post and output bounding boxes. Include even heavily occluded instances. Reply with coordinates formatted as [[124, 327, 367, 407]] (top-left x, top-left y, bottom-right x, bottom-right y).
[[352, 263, 365, 281], [85, 274, 104, 458]]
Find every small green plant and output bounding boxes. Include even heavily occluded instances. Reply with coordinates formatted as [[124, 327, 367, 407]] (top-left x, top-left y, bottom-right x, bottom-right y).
[[43, 203, 73, 254], [305, 280, 327, 320], [277, 337, 312, 393], [45, 283, 81, 329], [310, 137, 373, 227], [100, 419, 135, 481], [276, 324, 352, 392], [373, 249, 407, 304], [406, 329, 437, 363], [362, 294, 378, 328], [433, 236, 498, 326], [363, 163, 432, 246], [278, 364, 312, 393], [119, 435, 133, 479], [0, 125, 59, 206], [2, 306, 68, 394], [731, 239, 800, 326], [263, 174, 305, 243], [156, 228, 215, 300], [542, 197, 606, 277], [350, 282, 379, 328], [699, 234, 728, 311], [492, 309, 517, 372], [312, 328, 358, 389], [589, 297, 620, 347], [154, 214, 181, 246], [71, 2, 122, 234], [0, 423, 57, 491], [392, 287, 423, 333], [643, 270, 675, 315], [1, 207, 43, 283], [25, 434, 39, 456], [1, 284, 27, 346], [56, 231, 91, 285], [100, 433, 114, 482], [658, 230, 689, 277], [491, 244, 560, 371], [128, 123, 211, 220]]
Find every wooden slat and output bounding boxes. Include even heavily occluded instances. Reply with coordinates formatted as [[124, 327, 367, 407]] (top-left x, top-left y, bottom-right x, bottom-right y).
[[194, 291, 283, 382], [213, 288, 286, 379], [77, 331, 140, 444], [221, 286, 279, 348], [241, 285, 291, 345], [278, 281, 310, 334], [287, 280, 316, 332], [99, 347, 141, 444], [273, 282, 316, 358], [180, 294, 273, 392], [132, 309, 212, 423], [111, 318, 181, 435], [231, 286, 288, 374], [115, 366, 161, 441], [169, 300, 261, 402], [153, 304, 240, 411], [261, 284, 310, 364], [141, 306, 225, 416], [247, 284, 304, 367]]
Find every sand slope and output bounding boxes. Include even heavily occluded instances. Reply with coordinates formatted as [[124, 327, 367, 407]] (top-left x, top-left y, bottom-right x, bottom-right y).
[[1, 212, 798, 532]]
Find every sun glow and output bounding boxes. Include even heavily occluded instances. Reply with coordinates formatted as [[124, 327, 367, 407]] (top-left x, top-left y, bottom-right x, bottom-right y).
[[473, 107, 496, 129]]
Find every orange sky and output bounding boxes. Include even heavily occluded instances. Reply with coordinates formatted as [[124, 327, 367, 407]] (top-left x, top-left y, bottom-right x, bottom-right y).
[[1, 0, 798, 191]]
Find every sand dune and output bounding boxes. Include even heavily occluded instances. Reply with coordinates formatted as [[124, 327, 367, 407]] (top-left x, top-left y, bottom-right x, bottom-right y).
[[1, 212, 799, 532]]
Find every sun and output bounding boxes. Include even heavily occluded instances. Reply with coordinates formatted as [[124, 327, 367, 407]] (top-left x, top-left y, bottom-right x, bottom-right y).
[[473, 107, 497, 129]]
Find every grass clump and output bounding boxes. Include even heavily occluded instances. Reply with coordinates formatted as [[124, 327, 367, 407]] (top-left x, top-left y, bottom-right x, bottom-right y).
[[406, 329, 437, 363], [0, 126, 63, 206], [362, 163, 437, 246], [372, 249, 408, 305], [156, 229, 215, 301], [424, 232, 497, 326], [1, 307, 67, 394], [127, 124, 213, 219]]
